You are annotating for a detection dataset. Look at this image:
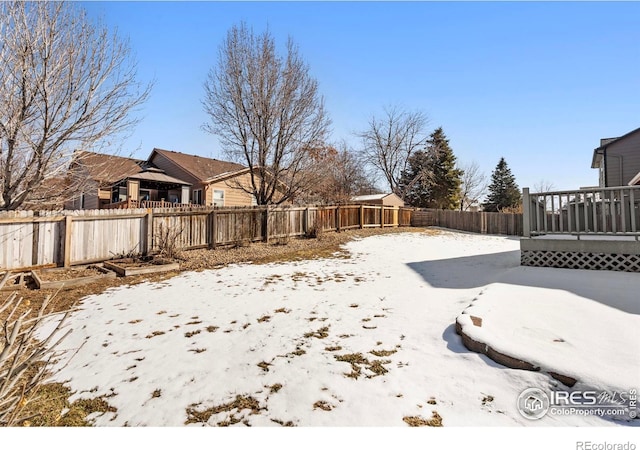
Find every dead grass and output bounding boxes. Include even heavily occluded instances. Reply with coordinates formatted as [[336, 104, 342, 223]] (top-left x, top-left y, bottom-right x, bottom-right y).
[[369, 349, 397, 357], [304, 326, 330, 339], [19, 382, 117, 427], [288, 347, 306, 357], [271, 418, 295, 426], [145, 331, 165, 339], [403, 411, 443, 427], [324, 346, 342, 352], [334, 353, 392, 379], [185, 395, 262, 425], [313, 401, 333, 411]]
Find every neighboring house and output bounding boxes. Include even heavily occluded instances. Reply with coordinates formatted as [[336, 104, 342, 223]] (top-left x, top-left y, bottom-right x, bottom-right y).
[[591, 126, 640, 187], [65, 151, 192, 210], [148, 148, 257, 207], [351, 193, 405, 207], [66, 149, 286, 209]]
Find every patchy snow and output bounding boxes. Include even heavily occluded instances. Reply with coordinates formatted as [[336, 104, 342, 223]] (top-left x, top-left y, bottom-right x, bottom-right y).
[[41, 230, 639, 429]]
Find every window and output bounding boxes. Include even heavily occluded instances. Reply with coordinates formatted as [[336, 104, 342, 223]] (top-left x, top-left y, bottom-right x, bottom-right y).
[[213, 189, 224, 207], [193, 189, 203, 205]]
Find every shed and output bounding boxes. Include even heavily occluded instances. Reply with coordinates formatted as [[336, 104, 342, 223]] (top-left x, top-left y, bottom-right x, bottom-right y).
[[351, 193, 405, 207]]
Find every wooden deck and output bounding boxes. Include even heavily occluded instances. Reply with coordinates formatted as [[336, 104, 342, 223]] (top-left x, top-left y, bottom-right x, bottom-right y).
[[521, 186, 640, 272]]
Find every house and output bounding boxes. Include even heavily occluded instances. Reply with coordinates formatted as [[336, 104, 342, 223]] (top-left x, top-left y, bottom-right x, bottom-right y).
[[591, 126, 640, 187], [148, 148, 259, 207], [351, 193, 405, 207], [66, 149, 286, 209], [65, 151, 192, 210]]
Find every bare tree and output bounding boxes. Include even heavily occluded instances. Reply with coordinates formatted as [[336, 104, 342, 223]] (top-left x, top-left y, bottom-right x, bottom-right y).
[[0, 1, 151, 211], [358, 106, 429, 196], [305, 141, 377, 204], [533, 179, 556, 193], [458, 161, 487, 211], [202, 23, 330, 205]]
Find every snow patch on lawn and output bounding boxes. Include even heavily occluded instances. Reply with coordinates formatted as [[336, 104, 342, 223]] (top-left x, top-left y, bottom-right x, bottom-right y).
[[42, 231, 638, 427]]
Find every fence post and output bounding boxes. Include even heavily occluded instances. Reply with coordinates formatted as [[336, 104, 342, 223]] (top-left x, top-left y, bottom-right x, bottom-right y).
[[359, 205, 364, 229], [380, 206, 385, 228], [210, 209, 217, 249], [63, 215, 73, 267], [305, 207, 310, 235], [31, 213, 40, 266], [336, 205, 341, 232], [145, 209, 154, 255], [264, 206, 270, 243], [522, 188, 531, 238]]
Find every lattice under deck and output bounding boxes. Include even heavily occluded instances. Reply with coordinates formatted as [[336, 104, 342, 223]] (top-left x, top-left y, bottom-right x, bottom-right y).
[[521, 250, 640, 272]]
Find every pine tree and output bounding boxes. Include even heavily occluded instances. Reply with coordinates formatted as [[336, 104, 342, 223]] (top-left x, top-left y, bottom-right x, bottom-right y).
[[398, 150, 433, 207], [398, 127, 462, 209], [425, 127, 463, 210], [483, 157, 522, 212]]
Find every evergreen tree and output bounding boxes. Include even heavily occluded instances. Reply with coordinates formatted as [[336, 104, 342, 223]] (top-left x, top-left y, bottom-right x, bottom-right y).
[[483, 157, 522, 212], [398, 150, 433, 207], [398, 127, 462, 209], [425, 127, 463, 209]]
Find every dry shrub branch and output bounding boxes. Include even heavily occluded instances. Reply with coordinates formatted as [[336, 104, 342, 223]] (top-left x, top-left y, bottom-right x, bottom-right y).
[[0, 292, 73, 426]]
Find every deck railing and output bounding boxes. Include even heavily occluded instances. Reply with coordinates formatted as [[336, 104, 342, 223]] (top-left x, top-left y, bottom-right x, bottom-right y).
[[103, 199, 205, 209], [522, 186, 640, 238]]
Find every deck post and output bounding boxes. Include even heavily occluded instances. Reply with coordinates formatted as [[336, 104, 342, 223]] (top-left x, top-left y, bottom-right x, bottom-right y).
[[522, 188, 531, 238]]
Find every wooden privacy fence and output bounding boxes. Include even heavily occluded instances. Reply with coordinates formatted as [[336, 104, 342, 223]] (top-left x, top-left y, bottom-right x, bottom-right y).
[[412, 208, 523, 236], [0, 205, 413, 271]]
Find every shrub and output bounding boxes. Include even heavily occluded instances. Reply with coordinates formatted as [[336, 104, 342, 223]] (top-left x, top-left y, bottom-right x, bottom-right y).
[[0, 292, 72, 426]]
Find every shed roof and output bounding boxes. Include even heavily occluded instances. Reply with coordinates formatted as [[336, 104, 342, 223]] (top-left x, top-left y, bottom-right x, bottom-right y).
[[351, 193, 391, 201]]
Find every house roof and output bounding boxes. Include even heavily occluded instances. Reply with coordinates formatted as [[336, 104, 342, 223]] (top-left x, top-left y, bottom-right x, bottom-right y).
[[351, 193, 392, 202], [126, 171, 192, 186], [628, 171, 640, 186], [151, 148, 245, 182], [73, 151, 145, 184], [591, 126, 640, 168]]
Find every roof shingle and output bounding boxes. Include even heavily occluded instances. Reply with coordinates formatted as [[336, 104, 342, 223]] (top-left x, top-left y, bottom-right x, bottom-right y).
[[151, 148, 245, 182]]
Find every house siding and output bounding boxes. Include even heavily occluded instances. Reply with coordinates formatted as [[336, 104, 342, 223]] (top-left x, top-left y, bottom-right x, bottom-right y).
[[207, 173, 256, 207], [605, 132, 640, 186]]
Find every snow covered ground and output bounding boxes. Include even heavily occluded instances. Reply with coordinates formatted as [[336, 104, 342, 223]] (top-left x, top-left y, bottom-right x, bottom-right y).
[[42, 230, 639, 431]]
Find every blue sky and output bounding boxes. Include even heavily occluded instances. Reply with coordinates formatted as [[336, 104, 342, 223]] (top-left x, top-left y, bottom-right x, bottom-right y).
[[81, 1, 640, 192]]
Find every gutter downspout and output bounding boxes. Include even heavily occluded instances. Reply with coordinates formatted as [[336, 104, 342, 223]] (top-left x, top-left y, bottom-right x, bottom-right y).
[[603, 147, 608, 187]]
